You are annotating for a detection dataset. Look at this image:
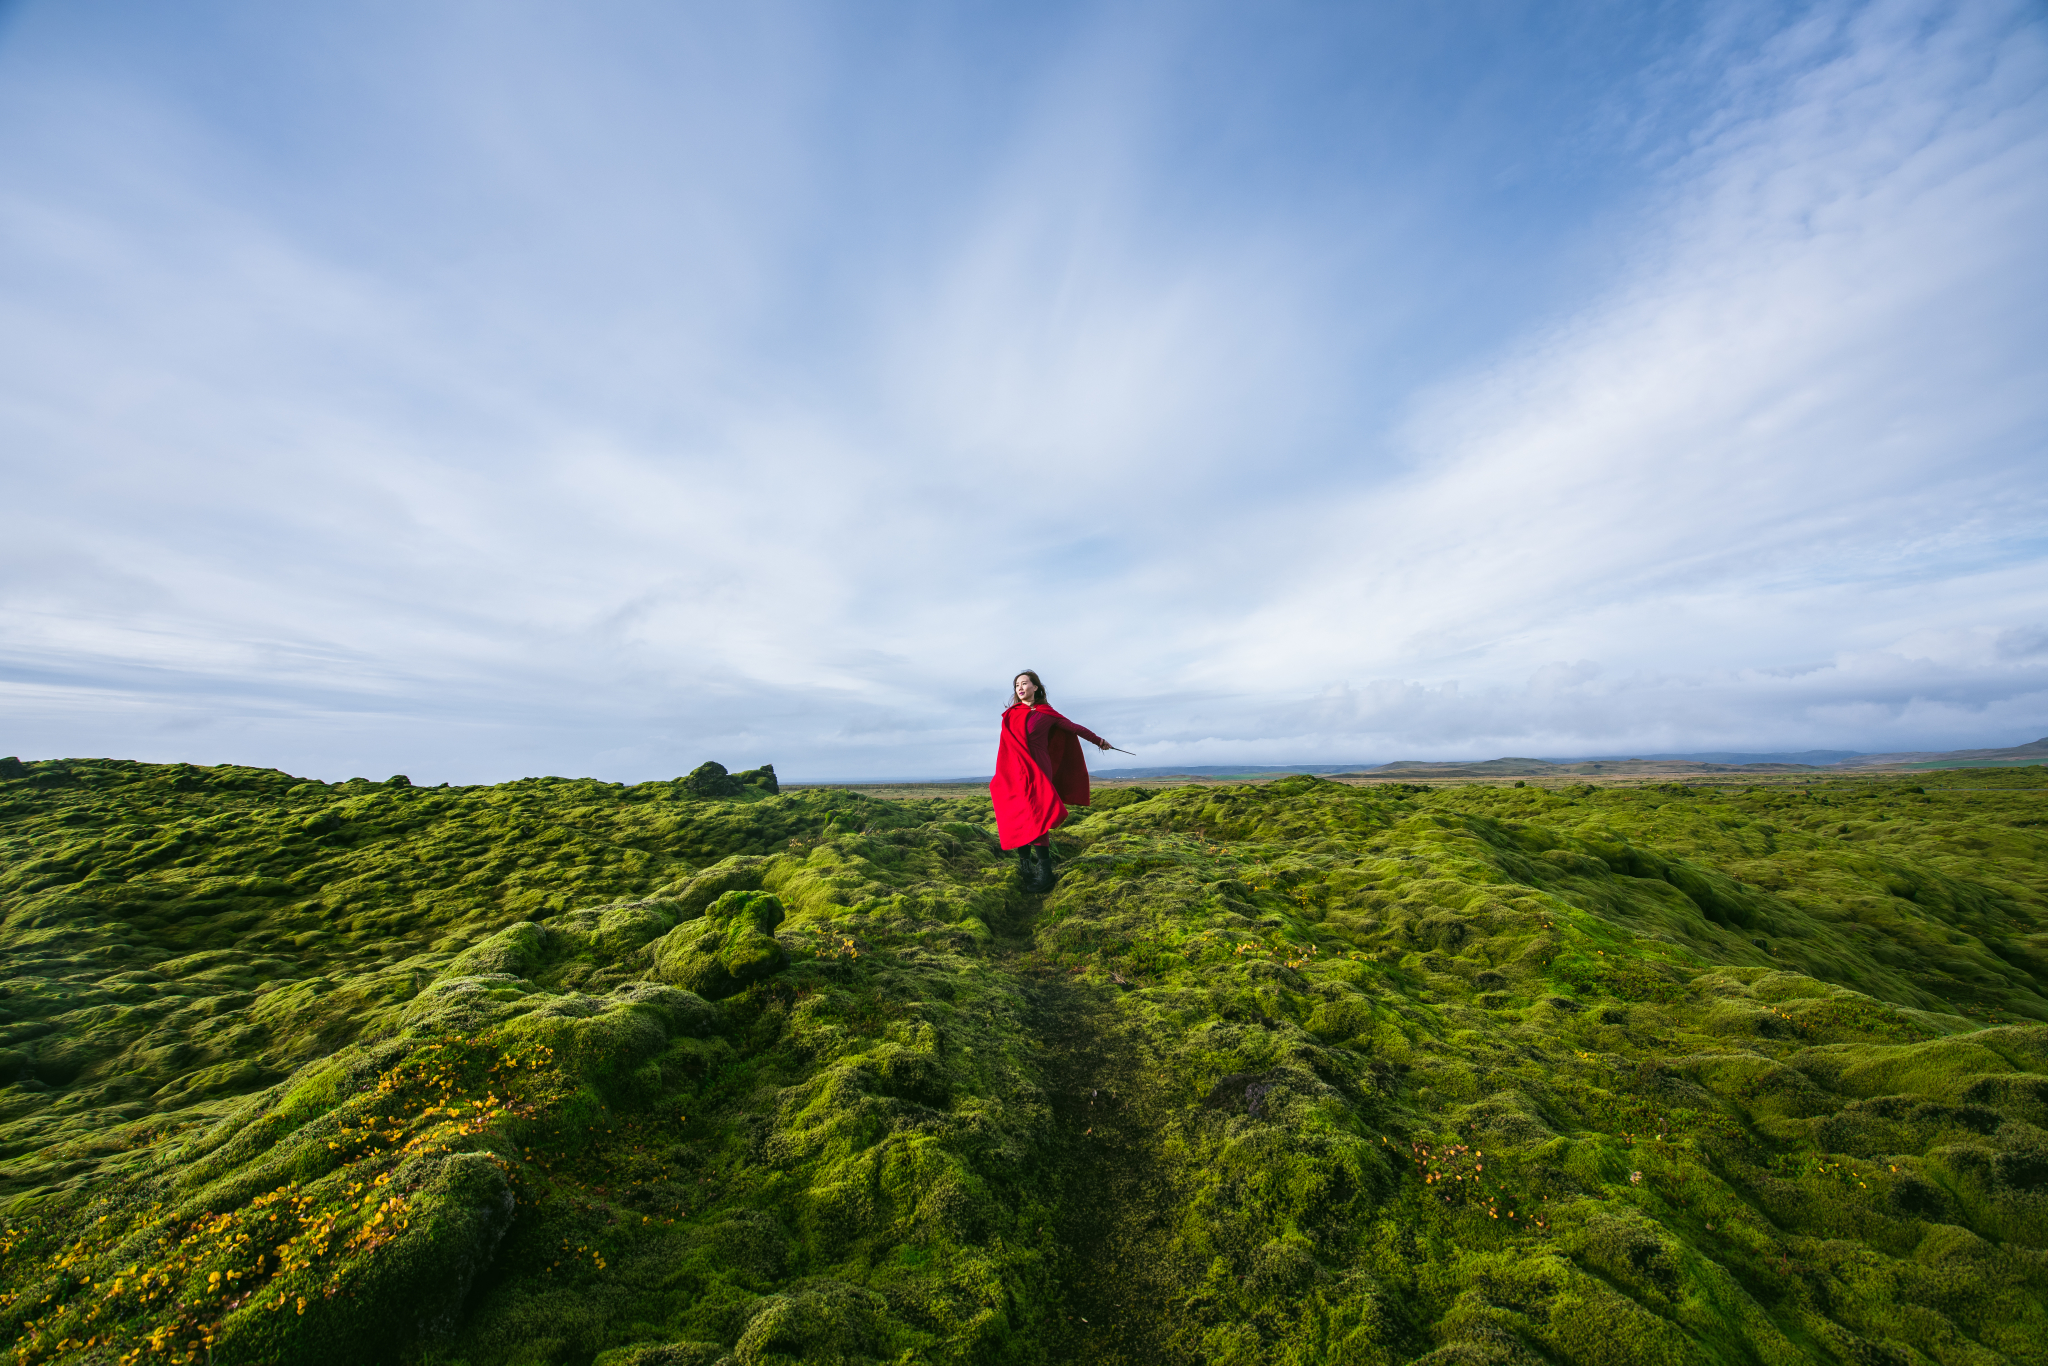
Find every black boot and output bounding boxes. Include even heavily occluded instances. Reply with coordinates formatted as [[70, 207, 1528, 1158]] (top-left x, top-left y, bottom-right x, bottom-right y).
[[1034, 843, 1058, 892], [1017, 845, 1040, 890]]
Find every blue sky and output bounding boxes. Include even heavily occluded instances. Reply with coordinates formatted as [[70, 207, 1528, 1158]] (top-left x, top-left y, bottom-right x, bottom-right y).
[[2, 0, 2044, 782]]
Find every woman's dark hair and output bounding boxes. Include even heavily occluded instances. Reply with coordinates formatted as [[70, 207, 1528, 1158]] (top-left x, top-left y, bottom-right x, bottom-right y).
[[1009, 670, 1047, 708]]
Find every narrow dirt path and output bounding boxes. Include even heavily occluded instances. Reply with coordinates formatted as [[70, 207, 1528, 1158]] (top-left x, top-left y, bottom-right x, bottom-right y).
[[996, 888, 1195, 1365]]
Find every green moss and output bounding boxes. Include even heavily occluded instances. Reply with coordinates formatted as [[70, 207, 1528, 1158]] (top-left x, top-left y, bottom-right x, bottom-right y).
[[2, 760, 2046, 1363], [649, 892, 789, 1000]]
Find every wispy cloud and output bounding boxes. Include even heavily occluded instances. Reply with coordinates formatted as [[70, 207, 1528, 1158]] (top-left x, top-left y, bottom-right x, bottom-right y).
[[0, 0, 2042, 780], [1166, 0, 2048, 761]]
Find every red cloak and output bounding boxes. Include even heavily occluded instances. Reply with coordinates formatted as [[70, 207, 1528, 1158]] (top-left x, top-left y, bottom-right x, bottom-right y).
[[990, 703, 1095, 849]]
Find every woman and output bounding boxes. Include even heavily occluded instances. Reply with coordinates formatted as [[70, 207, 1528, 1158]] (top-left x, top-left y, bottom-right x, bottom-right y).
[[991, 670, 1115, 892]]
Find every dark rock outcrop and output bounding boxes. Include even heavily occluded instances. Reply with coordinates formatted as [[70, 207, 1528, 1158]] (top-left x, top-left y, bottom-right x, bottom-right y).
[[682, 761, 778, 798]]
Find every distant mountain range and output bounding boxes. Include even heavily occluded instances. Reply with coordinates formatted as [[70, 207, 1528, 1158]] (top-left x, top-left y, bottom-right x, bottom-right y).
[[1092, 736, 2048, 781], [1547, 749, 1864, 765], [1835, 736, 2048, 769]]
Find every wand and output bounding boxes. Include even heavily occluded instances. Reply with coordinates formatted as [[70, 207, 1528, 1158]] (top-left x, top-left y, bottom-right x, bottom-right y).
[[1104, 745, 1137, 756]]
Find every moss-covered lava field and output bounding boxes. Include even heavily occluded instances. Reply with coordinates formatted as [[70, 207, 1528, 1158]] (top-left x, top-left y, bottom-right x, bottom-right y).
[[3, 757, 2046, 1365]]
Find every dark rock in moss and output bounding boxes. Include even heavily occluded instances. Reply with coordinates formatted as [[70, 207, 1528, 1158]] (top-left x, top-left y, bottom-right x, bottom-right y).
[[675, 761, 779, 799], [683, 761, 746, 798], [0, 755, 24, 779]]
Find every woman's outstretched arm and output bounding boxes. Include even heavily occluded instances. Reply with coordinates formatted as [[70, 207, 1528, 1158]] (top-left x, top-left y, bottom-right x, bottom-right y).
[[1059, 716, 1111, 749], [1026, 710, 1112, 771]]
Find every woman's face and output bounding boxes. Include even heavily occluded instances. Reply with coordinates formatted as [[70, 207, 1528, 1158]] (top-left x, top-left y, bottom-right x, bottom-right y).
[[1014, 674, 1037, 706]]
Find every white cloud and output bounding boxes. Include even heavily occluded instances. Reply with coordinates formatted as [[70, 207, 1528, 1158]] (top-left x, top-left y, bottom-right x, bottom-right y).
[[0, 0, 2042, 781], [1179, 0, 2048, 754]]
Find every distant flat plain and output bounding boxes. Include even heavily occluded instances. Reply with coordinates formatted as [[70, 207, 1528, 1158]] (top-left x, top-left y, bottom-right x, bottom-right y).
[[791, 735, 2048, 800]]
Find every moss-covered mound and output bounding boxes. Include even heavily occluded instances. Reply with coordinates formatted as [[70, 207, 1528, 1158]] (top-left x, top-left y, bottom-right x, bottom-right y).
[[2, 759, 2045, 1364]]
